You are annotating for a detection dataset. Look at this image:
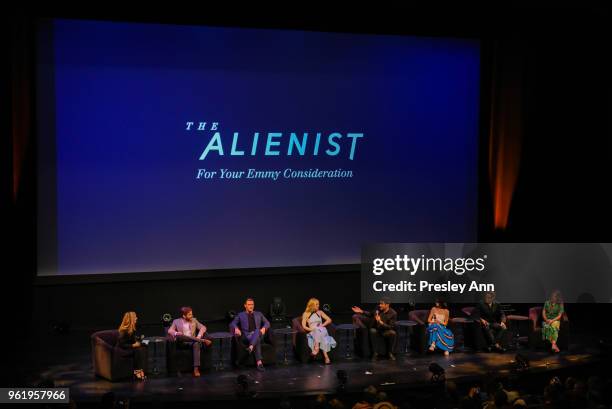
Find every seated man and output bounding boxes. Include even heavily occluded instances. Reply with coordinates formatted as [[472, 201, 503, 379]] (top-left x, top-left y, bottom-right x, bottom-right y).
[[476, 292, 508, 352], [352, 297, 397, 360], [230, 297, 270, 371], [168, 306, 212, 377]]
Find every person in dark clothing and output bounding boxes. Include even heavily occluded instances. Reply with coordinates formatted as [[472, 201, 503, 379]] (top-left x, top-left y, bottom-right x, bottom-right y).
[[352, 297, 398, 360], [117, 311, 148, 380], [229, 298, 271, 371], [476, 292, 508, 352]]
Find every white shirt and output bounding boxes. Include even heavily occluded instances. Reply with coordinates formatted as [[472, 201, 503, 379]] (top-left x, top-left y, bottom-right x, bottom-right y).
[[182, 320, 191, 336]]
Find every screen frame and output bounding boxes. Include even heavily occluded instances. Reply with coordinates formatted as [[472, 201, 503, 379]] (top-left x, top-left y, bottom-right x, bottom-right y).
[[32, 17, 493, 285]]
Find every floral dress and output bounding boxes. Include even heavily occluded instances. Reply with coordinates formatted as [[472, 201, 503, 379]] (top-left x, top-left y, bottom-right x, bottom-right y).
[[542, 301, 564, 343]]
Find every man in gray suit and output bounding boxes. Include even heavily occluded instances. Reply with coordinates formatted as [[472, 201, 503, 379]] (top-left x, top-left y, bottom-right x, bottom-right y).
[[229, 298, 270, 371], [168, 306, 212, 377]]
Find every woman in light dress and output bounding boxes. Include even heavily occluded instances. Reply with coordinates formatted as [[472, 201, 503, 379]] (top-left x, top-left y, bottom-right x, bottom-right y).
[[302, 298, 337, 364]]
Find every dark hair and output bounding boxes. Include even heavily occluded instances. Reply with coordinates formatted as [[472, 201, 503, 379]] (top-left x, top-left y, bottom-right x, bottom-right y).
[[244, 297, 255, 304], [180, 306, 193, 316], [379, 297, 391, 305], [435, 297, 448, 308]]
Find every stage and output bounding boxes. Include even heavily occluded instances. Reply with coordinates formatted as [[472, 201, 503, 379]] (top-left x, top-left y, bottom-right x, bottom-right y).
[[31, 328, 607, 408]]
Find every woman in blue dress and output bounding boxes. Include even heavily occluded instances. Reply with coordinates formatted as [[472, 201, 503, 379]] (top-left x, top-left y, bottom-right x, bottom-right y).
[[427, 298, 454, 355], [302, 298, 337, 364]]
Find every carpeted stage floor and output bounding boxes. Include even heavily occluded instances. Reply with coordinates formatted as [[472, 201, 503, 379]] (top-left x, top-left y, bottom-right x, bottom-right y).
[[30, 327, 607, 407]]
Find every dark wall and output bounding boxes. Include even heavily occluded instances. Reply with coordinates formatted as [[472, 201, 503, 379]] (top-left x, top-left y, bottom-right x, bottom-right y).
[[33, 270, 361, 333], [501, 25, 612, 241]]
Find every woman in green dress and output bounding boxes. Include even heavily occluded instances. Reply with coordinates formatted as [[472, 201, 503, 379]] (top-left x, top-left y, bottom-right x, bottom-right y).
[[542, 290, 564, 353]]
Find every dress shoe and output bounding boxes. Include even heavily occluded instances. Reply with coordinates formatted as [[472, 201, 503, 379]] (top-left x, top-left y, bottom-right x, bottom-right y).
[[256, 363, 265, 372], [388, 353, 396, 361], [495, 345, 506, 353]]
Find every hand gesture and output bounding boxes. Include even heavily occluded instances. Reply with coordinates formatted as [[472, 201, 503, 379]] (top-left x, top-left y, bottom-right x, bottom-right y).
[[375, 311, 382, 323], [234, 328, 242, 336], [260, 327, 266, 336], [351, 306, 363, 314]]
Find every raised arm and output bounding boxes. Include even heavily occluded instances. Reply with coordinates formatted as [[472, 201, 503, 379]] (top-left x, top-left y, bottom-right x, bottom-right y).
[[320, 310, 332, 327]]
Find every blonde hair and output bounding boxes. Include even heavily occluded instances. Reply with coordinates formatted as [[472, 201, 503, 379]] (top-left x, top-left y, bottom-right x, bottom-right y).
[[304, 298, 319, 314], [118, 311, 137, 335]]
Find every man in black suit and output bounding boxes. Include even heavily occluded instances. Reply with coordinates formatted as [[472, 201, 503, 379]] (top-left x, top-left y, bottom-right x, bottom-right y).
[[476, 292, 508, 352]]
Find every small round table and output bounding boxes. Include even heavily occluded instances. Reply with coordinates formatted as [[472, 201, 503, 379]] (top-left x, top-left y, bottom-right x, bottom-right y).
[[395, 320, 417, 354], [336, 323, 357, 359], [143, 336, 166, 376], [275, 327, 297, 365], [506, 315, 530, 349], [450, 317, 473, 352], [209, 331, 232, 371]]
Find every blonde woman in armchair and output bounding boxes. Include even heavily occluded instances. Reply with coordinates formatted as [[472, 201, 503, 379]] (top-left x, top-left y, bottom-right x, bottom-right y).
[[302, 298, 336, 364]]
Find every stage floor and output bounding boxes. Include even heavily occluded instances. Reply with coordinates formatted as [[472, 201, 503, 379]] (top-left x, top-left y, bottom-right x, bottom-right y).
[[39, 344, 602, 404]]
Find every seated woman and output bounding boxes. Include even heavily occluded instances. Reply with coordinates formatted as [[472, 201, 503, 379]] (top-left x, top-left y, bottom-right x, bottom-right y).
[[302, 298, 337, 364], [426, 298, 454, 356], [542, 290, 564, 353], [117, 311, 148, 380]]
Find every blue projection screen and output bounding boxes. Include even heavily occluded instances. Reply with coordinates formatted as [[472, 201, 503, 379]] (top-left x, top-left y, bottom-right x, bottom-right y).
[[36, 19, 480, 276]]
